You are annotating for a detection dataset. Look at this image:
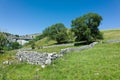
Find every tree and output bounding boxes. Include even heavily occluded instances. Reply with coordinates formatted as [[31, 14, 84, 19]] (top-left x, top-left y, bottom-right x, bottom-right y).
[[30, 40, 35, 49], [43, 23, 68, 44], [72, 13, 103, 43], [0, 32, 8, 53], [10, 42, 22, 49], [66, 29, 75, 42], [3, 41, 22, 51], [34, 34, 44, 41]]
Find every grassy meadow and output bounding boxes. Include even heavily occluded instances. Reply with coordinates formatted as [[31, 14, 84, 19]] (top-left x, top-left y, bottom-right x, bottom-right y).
[[102, 29, 120, 40], [0, 29, 120, 80]]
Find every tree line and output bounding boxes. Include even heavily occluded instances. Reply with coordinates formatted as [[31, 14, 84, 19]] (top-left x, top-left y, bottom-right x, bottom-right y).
[[0, 32, 22, 53], [42, 12, 103, 44]]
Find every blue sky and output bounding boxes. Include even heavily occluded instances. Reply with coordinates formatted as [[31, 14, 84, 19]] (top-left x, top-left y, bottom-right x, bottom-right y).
[[0, 0, 120, 35]]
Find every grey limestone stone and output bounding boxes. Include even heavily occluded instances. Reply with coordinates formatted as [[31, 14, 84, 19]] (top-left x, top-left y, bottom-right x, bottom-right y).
[[15, 42, 99, 66]]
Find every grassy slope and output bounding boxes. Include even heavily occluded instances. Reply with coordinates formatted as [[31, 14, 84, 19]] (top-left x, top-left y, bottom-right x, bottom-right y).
[[33, 29, 120, 53], [34, 45, 75, 53], [35, 37, 56, 46], [24, 29, 120, 48], [0, 43, 120, 80], [0, 50, 17, 63], [0, 29, 120, 80], [24, 37, 56, 48], [35, 29, 120, 46], [102, 29, 120, 40]]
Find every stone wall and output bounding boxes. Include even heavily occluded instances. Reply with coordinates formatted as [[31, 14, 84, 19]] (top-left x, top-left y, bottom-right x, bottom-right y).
[[3, 40, 120, 68], [16, 51, 62, 66], [15, 42, 98, 67], [37, 43, 74, 49], [59, 42, 98, 55], [105, 39, 120, 43]]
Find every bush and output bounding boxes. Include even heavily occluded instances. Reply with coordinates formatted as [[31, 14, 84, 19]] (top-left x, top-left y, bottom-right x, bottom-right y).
[[4, 42, 22, 50]]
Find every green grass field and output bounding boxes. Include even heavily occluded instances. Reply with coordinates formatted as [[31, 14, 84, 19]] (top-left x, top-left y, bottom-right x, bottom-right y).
[[35, 37, 57, 46], [102, 29, 120, 40], [0, 29, 120, 80], [0, 43, 120, 80]]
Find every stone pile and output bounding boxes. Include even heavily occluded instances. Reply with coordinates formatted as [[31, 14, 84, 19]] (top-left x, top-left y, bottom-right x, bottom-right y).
[[16, 51, 62, 65]]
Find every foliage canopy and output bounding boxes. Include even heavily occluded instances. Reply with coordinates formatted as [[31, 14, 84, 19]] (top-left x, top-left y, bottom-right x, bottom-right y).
[[72, 13, 103, 43], [0, 32, 8, 52], [43, 23, 68, 43]]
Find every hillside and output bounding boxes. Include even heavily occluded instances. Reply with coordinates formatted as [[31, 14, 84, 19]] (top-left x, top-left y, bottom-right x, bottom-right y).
[[33, 29, 120, 47], [0, 29, 120, 80], [0, 42, 120, 80], [102, 29, 120, 40], [35, 37, 56, 46]]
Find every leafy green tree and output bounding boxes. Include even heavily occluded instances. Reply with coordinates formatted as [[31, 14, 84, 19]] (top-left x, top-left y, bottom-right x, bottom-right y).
[[11, 42, 22, 49], [4, 42, 22, 50], [66, 29, 75, 42], [43, 23, 68, 44], [72, 13, 103, 43], [34, 34, 44, 41], [0, 32, 8, 53], [29, 40, 35, 49]]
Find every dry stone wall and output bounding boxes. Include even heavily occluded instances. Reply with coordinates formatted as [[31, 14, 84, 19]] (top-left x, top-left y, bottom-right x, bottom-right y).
[[105, 39, 120, 43], [15, 42, 98, 67], [59, 42, 98, 54], [3, 40, 120, 67], [16, 51, 62, 65]]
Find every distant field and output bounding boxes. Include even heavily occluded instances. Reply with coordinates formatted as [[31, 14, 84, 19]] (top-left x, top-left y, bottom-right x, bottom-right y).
[[102, 29, 120, 40], [35, 29, 120, 47]]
